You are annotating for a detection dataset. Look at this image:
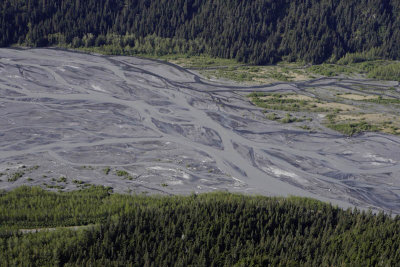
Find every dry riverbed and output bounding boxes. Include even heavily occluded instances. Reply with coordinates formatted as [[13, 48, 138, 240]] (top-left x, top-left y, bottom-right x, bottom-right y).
[[1, 48, 400, 214]]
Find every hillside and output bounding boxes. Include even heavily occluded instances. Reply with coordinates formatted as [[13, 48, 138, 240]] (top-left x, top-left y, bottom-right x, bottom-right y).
[[1, 0, 400, 64], [1, 186, 400, 266]]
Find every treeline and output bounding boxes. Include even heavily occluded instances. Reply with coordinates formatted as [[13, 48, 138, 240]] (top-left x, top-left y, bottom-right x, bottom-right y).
[[1, 0, 400, 64], [1, 186, 400, 266]]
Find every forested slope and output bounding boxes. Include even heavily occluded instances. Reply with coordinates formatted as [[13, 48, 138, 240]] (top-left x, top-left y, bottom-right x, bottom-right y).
[[1, 186, 400, 266], [1, 0, 400, 64]]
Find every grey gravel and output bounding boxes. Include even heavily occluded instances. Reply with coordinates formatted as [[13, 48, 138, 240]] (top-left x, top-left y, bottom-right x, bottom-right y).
[[1, 48, 400, 214]]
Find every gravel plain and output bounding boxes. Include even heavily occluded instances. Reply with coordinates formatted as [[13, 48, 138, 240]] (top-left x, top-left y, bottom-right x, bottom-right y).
[[1, 48, 400, 213]]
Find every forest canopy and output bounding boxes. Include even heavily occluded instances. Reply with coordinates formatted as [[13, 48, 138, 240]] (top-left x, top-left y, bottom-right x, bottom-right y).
[[1, 186, 400, 266], [1, 0, 400, 64]]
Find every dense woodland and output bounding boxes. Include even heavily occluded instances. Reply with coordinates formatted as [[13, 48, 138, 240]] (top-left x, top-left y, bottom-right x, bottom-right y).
[[1, 0, 400, 64], [1, 186, 400, 266]]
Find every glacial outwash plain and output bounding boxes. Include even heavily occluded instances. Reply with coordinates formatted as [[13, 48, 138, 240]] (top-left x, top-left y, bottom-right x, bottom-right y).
[[1, 48, 400, 214]]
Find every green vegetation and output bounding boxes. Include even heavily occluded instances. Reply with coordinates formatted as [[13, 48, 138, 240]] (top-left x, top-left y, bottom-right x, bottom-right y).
[[115, 170, 129, 177], [43, 183, 65, 190], [115, 169, 134, 180], [307, 64, 354, 77], [248, 92, 327, 113], [57, 176, 67, 183], [1, 0, 400, 85], [0, 186, 113, 228], [304, 60, 400, 80], [325, 113, 378, 136], [324, 111, 400, 136], [327, 121, 379, 136], [364, 96, 400, 105], [166, 55, 400, 84], [265, 112, 280, 121], [7, 171, 24, 182], [209, 65, 298, 83], [249, 93, 302, 111], [81, 165, 94, 170], [368, 63, 400, 81], [212, 68, 256, 82], [2, 0, 400, 64], [299, 125, 312, 131], [0, 186, 400, 266], [248, 92, 400, 135], [280, 114, 304, 124], [158, 57, 305, 83], [103, 166, 111, 175], [337, 48, 383, 65], [269, 71, 293, 81], [160, 54, 239, 68]]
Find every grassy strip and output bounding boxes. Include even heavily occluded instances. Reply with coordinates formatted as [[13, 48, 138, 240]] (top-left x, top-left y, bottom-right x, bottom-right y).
[[367, 63, 400, 81], [51, 45, 400, 83], [326, 121, 379, 136], [365, 96, 400, 105], [248, 92, 400, 135], [248, 92, 328, 112]]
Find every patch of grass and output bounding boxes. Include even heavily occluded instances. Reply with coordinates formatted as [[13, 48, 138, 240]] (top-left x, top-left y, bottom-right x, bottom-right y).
[[44, 184, 65, 190], [299, 125, 311, 130], [116, 170, 129, 177], [248, 92, 321, 112], [367, 63, 400, 81], [72, 180, 85, 185], [29, 165, 40, 171], [57, 177, 67, 183], [205, 64, 303, 83], [247, 92, 268, 98], [270, 72, 293, 81], [103, 167, 111, 175], [8, 171, 25, 182], [280, 113, 304, 124], [266, 113, 280, 121], [326, 121, 378, 136], [75, 47, 400, 83], [81, 165, 94, 170], [161, 183, 169, 187], [354, 60, 388, 73], [307, 64, 354, 77], [212, 68, 256, 82], [249, 90, 400, 136], [115, 170, 134, 180], [326, 113, 337, 123], [169, 55, 238, 68], [365, 96, 400, 105], [162, 54, 400, 84]]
